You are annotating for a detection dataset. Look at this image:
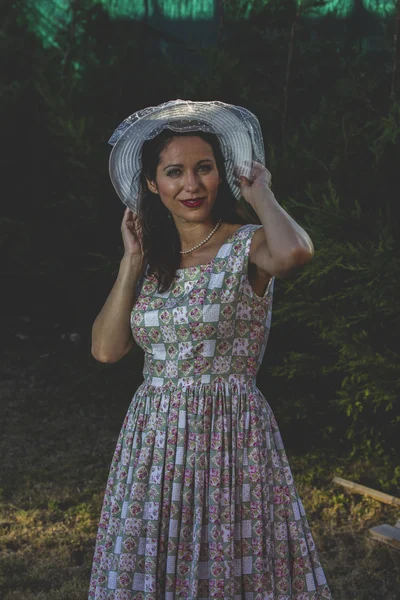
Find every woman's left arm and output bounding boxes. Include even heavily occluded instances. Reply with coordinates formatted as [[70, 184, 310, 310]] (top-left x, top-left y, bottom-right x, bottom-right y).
[[239, 162, 314, 279]]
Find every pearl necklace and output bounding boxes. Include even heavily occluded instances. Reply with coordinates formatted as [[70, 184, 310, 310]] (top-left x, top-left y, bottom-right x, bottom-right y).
[[180, 219, 222, 254]]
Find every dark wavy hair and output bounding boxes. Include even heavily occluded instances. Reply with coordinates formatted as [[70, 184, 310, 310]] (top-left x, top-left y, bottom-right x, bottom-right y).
[[136, 129, 249, 293]]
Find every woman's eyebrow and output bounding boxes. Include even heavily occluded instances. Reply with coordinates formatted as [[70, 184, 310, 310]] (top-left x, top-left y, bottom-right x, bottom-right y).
[[163, 158, 214, 171]]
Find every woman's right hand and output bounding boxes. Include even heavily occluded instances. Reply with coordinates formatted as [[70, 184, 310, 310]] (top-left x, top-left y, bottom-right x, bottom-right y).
[[121, 207, 143, 259]]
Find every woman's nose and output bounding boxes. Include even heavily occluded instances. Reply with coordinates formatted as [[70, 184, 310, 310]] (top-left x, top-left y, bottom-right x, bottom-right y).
[[183, 170, 200, 191]]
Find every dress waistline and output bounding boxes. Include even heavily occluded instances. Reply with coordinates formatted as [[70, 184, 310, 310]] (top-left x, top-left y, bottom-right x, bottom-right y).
[[139, 375, 257, 394]]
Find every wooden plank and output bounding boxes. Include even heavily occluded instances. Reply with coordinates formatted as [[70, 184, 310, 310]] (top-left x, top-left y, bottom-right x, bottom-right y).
[[369, 525, 400, 551], [332, 477, 400, 506]]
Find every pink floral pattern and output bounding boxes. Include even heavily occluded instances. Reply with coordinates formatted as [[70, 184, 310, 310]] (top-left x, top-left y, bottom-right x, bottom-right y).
[[89, 225, 332, 599]]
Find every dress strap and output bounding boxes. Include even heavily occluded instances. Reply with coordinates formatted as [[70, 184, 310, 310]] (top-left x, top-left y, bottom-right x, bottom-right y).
[[244, 224, 263, 262]]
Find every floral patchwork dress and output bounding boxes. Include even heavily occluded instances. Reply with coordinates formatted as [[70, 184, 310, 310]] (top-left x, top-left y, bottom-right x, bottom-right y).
[[88, 223, 332, 600]]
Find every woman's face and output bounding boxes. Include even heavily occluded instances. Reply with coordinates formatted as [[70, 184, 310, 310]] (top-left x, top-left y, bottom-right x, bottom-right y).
[[146, 136, 221, 222]]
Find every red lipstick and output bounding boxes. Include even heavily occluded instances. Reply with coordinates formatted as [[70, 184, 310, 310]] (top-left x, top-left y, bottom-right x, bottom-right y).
[[181, 198, 205, 208]]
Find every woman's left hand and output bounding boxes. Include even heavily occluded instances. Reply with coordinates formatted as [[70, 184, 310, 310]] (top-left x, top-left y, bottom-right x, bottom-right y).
[[236, 162, 274, 207]]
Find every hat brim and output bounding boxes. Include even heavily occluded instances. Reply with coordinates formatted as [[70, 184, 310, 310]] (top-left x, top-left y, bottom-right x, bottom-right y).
[[109, 100, 265, 213]]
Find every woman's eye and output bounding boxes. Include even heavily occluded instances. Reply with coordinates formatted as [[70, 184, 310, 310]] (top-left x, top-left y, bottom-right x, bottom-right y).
[[166, 165, 212, 177]]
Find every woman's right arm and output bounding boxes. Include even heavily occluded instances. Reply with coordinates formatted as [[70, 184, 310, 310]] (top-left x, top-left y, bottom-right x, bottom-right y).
[[91, 208, 144, 363]]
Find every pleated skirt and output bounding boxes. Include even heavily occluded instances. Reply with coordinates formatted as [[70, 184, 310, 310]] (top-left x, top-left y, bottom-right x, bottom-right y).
[[88, 380, 332, 600]]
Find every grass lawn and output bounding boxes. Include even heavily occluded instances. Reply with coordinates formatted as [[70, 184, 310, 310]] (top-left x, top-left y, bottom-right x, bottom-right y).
[[1, 333, 399, 599]]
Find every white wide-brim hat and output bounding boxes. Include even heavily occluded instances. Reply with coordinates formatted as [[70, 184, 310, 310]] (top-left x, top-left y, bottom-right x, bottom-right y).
[[108, 99, 265, 213]]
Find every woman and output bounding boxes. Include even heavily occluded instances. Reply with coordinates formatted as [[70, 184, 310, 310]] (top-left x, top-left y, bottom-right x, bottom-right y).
[[89, 100, 332, 599]]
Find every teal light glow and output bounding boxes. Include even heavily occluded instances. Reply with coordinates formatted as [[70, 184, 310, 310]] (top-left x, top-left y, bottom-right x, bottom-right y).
[[159, 0, 214, 19], [300, 0, 354, 19], [27, 0, 72, 48], [25, 0, 399, 51], [96, 0, 214, 20], [97, 0, 148, 19], [26, 0, 215, 50], [362, 0, 396, 18]]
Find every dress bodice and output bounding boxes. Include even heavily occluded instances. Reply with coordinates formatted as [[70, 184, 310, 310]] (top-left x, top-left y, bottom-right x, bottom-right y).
[[130, 224, 275, 391]]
